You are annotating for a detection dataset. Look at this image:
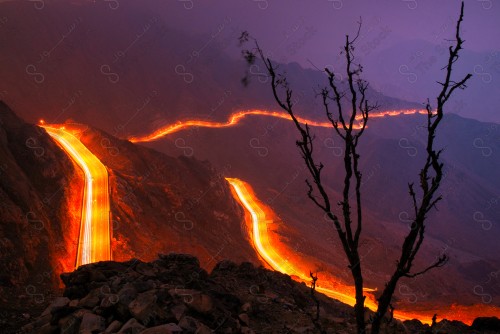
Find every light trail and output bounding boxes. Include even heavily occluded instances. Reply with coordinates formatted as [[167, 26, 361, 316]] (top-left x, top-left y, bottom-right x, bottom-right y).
[[39, 111, 497, 324], [128, 109, 427, 143], [226, 177, 500, 325], [42, 125, 111, 267]]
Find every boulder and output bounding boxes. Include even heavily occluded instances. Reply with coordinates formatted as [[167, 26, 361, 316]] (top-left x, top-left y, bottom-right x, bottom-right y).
[[170, 303, 187, 321], [104, 320, 123, 333], [135, 262, 157, 277], [179, 315, 202, 332], [41, 297, 70, 316], [471, 316, 500, 331], [58, 314, 81, 334], [240, 326, 255, 334], [118, 284, 138, 305], [130, 289, 175, 326], [79, 313, 105, 333], [117, 318, 145, 334], [128, 290, 159, 326], [139, 323, 183, 334], [238, 313, 250, 326], [100, 293, 120, 309], [195, 323, 212, 334], [78, 291, 100, 309], [169, 289, 213, 314]]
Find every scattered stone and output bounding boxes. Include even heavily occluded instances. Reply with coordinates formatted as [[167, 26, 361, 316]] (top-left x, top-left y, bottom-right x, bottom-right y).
[[20, 323, 34, 332], [41, 297, 70, 316], [37, 322, 58, 334], [135, 262, 156, 277], [117, 318, 145, 334], [168, 288, 213, 313], [78, 290, 100, 309], [79, 313, 105, 333], [140, 323, 182, 334], [23, 254, 482, 334], [178, 315, 201, 332], [118, 284, 138, 305], [194, 323, 212, 334], [238, 313, 250, 326], [50, 305, 80, 325], [128, 290, 162, 326], [241, 302, 252, 313], [89, 270, 107, 282], [115, 284, 138, 319], [101, 293, 120, 308], [170, 303, 187, 321], [240, 326, 255, 334], [104, 320, 122, 333], [133, 279, 156, 293], [32, 313, 52, 328]]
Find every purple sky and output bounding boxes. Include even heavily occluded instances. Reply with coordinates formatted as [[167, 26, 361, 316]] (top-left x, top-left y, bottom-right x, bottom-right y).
[[162, 0, 499, 67], [2, 0, 497, 122], [149, 0, 499, 123]]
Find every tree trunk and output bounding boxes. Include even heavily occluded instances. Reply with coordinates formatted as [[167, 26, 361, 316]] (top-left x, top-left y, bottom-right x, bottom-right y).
[[370, 275, 399, 334], [351, 256, 366, 334]]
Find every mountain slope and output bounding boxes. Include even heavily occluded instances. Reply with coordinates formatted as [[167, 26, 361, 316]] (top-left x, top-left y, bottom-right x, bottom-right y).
[[0, 0, 420, 138], [24, 254, 496, 334], [143, 111, 500, 312], [65, 122, 259, 268], [0, 105, 259, 331], [0, 101, 82, 323]]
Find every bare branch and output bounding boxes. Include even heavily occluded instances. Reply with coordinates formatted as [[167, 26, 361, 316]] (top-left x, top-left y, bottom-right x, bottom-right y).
[[372, 3, 471, 332], [404, 255, 448, 278], [239, 4, 470, 332]]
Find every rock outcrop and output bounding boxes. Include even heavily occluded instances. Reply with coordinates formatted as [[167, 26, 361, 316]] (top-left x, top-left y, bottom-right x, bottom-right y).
[[0, 101, 82, 330], [23, 253, 495, 334]]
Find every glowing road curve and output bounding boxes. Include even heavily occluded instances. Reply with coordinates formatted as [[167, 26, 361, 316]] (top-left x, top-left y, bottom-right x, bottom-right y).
[[226, 177, 433, 324], [39, 109, 498, 324], [42, 125, 111, 267]]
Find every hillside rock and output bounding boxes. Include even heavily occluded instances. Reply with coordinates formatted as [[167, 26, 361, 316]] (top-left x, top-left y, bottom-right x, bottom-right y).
[[471, 317, 500, 332], [23, 253, 491, 334], [0, 101, 83, 330], [0, 105, 260, 332]]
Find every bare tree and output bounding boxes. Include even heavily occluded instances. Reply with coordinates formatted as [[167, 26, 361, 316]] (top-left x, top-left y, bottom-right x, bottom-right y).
[[240, 2, 471, 334]]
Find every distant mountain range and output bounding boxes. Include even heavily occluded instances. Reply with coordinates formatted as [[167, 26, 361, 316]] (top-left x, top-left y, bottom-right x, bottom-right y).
[[0, 0, 420, 137], [363, 39, 500, 123], [144, 110, 500, 312]]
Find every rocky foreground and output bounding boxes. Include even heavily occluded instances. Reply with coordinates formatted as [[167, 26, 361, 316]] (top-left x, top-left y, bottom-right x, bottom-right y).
[[22, 254, 500, 333]]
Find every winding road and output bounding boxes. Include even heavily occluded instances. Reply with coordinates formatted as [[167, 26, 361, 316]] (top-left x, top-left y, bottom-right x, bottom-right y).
[[42, 125, 111, 267], [225, 177, 430, 323], [41, 109, 497, 324], [128, 109, 426, 143]]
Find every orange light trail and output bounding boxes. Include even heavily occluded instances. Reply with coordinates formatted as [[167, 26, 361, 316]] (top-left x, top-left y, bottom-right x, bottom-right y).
[[226, 177, 500, 325], [42, 125, 111, 267], [39, 110, 498, 324], [128, 109, 427, 143]]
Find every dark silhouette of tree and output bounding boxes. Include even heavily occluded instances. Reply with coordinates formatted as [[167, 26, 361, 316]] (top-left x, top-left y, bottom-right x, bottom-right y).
[[240, 2, 471, 334], [308, 271, 325, 333]]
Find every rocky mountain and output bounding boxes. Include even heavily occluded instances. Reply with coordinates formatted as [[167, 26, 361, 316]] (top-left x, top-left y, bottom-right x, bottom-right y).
[[144, 111, 500, 314], [0, 0, 419, 138], [0, 101, 81, 323], [22, 253, 500, 334], [68, 121, 258, 268], [0, 105, 257, 331]]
